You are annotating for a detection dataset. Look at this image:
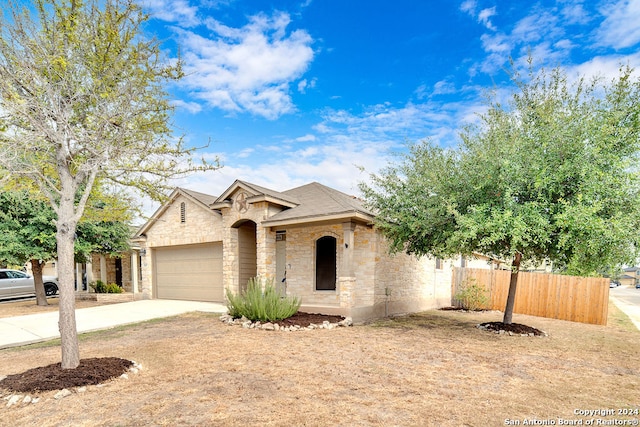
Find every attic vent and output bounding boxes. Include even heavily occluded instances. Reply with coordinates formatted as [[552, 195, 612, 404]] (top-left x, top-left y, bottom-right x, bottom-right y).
[[180, 202, 186, 223]]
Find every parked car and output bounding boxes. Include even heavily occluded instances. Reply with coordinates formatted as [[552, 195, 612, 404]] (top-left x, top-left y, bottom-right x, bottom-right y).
[[610, 280, 621, 288], [0, 269, 58, 299], [636, 282, 640, 289]]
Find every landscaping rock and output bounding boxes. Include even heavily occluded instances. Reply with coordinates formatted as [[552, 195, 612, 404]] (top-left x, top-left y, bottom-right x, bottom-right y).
[[221, 312, 352, 332], [54, 389, 72, 400], [6, 395, 22, 408]]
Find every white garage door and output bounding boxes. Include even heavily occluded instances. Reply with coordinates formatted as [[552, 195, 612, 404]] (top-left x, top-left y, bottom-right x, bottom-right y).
[[154, 243, 223, 302]]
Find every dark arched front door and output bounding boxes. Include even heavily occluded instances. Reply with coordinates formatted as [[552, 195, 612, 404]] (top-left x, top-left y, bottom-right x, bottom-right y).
[[315, 236, 336, 291]]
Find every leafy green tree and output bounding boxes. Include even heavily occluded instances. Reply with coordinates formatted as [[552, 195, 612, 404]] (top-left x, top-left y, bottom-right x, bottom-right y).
[[0, 190, 132, 305], [0, 0, 218, 368], [0, 191, 57, 305], [361, 64, 640, 324]]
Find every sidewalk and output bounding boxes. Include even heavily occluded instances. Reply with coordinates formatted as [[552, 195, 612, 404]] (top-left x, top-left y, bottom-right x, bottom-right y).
[[0, 299, 227, 349], [610, 295, 640, 331]]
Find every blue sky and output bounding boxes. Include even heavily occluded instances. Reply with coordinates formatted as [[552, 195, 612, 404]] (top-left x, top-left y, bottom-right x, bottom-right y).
[[140, 0, 640, 205]]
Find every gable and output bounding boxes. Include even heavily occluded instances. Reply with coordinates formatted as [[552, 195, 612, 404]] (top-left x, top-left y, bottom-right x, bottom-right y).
[[136, 188, 221, 238]]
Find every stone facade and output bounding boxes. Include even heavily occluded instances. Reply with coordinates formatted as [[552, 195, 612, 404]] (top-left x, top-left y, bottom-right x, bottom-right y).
[[89, 253, 134, 291], [135, 182, 459, 322]]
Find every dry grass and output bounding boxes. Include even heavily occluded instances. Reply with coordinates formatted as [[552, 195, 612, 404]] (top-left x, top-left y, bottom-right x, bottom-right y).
[[0, 303, 639, 426]]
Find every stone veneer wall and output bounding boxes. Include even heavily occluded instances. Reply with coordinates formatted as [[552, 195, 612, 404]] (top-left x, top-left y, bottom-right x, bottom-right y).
[[219, 199, 284, 295], [369, 233, 453, 319], [139, 194, 224, 299], [89, 253, 133, 291], [284, 223, 344, 307], [283, 222, 453, 321]]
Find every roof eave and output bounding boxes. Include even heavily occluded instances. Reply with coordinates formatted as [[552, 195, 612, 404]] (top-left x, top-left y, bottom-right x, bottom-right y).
[[262, 211, 375, 228], [210, 201, 232, 210], [247, 194, 298, 208]]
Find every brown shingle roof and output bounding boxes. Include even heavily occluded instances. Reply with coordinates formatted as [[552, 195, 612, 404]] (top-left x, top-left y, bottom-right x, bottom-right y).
[[262, 182, 374, 225], [179, 187, 218, 207]]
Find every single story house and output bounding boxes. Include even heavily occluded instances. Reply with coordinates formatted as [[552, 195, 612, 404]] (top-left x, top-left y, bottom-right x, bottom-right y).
[[133, 180, 468, 321], [619, 267, 640, 287], [29, 251, 140, 294]]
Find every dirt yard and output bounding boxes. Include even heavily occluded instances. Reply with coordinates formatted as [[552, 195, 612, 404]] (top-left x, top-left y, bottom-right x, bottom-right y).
[[1, 302, 639, 426]]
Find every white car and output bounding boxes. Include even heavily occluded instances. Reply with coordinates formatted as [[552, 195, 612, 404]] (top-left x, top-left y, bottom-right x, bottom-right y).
[[0, 269, 59, 299]]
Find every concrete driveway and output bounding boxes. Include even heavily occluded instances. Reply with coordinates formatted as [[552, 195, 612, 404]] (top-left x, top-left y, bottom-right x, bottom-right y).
[[0, 299, 227, 349]]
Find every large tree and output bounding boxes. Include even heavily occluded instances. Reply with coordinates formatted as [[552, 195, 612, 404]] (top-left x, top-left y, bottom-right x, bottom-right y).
[[0, 189, 132, 304], [360, 64, 640, 324], [0, 191, 57, 305], [0, 0, 218, 368]]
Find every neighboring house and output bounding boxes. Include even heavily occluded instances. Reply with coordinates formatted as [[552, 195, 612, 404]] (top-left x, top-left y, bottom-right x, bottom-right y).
[[620, 267, 640, 287], [30, 251, 141, 294], [135, 180, 459, 321]]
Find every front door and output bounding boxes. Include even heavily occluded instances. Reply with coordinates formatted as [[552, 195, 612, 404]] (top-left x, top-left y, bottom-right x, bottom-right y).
[[115, 258, 122, 287]]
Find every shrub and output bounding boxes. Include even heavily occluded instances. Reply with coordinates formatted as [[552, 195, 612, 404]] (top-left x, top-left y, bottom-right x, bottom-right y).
[[90, 280, 107, 293], [226, 277, 301, 322], [90, 280, 123, 293], [105, 283, 123, 293], [454, 278, 489, 311]]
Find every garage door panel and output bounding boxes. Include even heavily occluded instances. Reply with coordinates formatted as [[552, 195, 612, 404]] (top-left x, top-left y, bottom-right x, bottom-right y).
[[154, 243, 223, 302], [156, 261, 219, 274]]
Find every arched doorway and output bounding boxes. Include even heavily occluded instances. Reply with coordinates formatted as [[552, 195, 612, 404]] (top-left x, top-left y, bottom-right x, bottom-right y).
[[315, 236, 337, 291], [235, 220, 257, 292]]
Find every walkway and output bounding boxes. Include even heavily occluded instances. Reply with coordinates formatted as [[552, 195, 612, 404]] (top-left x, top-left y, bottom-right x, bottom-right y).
[[0, 299, 227, 349]]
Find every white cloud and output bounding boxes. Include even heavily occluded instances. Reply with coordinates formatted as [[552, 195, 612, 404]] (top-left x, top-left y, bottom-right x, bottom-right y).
[[560, 2, 591, 25], [432, 80, 457, 96], [567, 52, 640, 81], [295, 134, 317, 142], [171, 99, 202, 113], [460, 0, 476, 15], [460, 1, 496, 31], [236, 148, 255, 158], [142, 0, 200, 27], [176, 12, 314, 119], [297, 77, 317, 93], [597, 0, 640, 49], [478, 7, 497, 31]]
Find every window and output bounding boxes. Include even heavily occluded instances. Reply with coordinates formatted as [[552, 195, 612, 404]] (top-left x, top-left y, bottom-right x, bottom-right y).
[[460, 256, 467, 268], [435, 257, 442, 270], [6, 270, 27, 279], [180, 202, 186, 223], [315, 236, 337, 291]]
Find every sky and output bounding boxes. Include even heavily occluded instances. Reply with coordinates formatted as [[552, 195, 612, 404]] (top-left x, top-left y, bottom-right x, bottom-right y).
[[139, 0, 640, 209]]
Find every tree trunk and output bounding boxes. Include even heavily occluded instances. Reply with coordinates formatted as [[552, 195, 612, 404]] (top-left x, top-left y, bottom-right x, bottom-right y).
[[502, 252, 522, 324], [31, 259, 48, 306], [57, 218, 80, 369]]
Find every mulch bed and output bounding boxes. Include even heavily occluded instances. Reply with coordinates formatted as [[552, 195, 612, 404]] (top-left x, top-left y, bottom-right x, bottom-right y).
[[478, 321, 546, 336], [270, 311, 345, 327], [439, 307, 546, 336], [0, 357, 133, 393]]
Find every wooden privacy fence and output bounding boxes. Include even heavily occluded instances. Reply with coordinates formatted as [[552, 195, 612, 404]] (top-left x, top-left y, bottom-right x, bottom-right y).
[[452, 267, 610, 325]]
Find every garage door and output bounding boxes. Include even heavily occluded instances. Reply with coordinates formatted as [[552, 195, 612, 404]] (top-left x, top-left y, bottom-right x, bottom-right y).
[[154, 243, 223, 302]]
